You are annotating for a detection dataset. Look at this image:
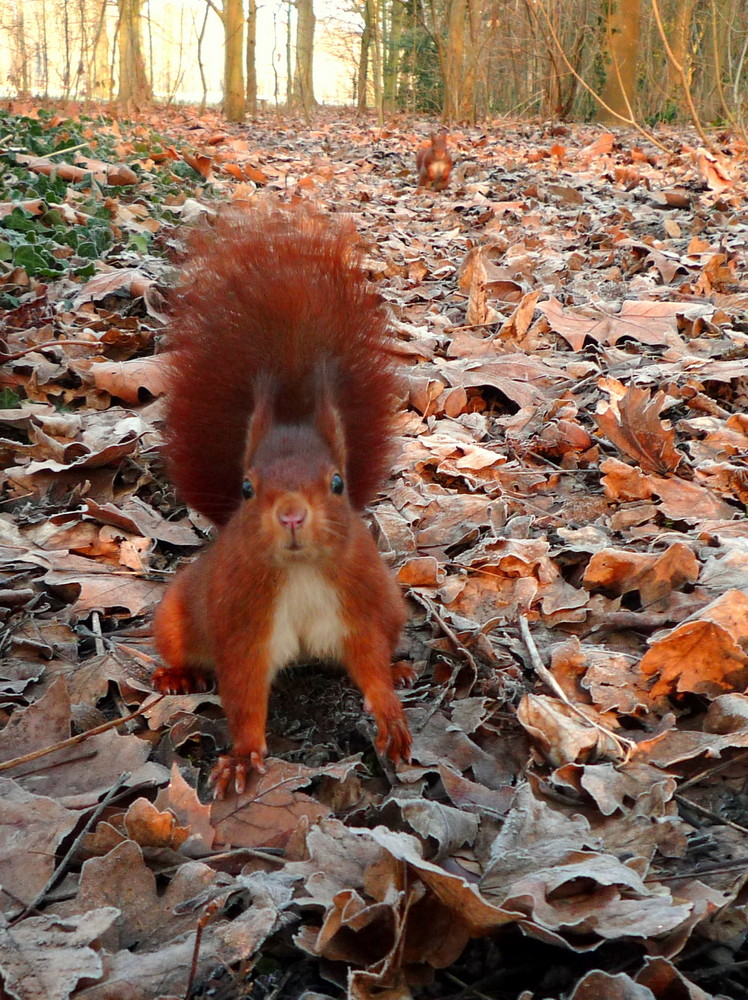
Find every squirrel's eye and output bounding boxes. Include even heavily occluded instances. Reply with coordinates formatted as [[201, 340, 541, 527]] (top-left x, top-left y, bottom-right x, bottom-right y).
[[331, 473, 345, 495], [241, 479, 255, 500]]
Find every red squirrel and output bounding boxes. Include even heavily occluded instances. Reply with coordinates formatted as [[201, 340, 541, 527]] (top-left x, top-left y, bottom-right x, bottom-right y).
[[151, 206, 412, 798], [416, 133, 453, 191]]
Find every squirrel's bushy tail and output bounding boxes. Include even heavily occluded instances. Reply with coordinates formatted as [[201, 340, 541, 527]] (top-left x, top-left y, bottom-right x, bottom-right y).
[[163, 205, 398, 525]]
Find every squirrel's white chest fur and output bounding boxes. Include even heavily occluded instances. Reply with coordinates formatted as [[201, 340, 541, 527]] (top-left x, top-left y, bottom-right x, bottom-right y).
[[268, 564, 347, 675]]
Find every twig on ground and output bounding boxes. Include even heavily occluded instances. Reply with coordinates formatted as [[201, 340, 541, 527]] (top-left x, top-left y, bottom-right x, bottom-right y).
[[518, 614, 636, 760]]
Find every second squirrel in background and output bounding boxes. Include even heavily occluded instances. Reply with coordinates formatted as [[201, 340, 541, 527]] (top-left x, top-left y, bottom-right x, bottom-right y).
[[152, 207, 413, 798], [417, 133, 453, 190]]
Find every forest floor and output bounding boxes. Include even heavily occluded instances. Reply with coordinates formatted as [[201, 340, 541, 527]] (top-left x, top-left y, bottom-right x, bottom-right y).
[[2, 103, 748, 1000]]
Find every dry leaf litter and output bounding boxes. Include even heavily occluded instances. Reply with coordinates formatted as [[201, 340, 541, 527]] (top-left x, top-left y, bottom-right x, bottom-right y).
[[1, 105, 748, 1000]]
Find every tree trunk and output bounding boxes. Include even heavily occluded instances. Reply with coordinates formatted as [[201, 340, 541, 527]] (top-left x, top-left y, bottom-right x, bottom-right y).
[[40, 0, 50, 96], [197, 1, 210, 113], [366, 0, 383, 123], [701, 0, 727, 122], [8, 3, 29, 95], [246, 0, 258, 115], [62, 0, 71, 99], [293, 0, 316, 115], [459, 0, 479, 121], [383, 0, 403, 112], [286, 0, 293, 105], [538, 0, 562, 117], [224, 0, 246, 120], [443, 0, 466, 121], [88, 0, 112, 98], [117, 0, 152, 104], [666, 0, 694, 105], [357, 1, 370, 111], [599, 0, 641, 123]]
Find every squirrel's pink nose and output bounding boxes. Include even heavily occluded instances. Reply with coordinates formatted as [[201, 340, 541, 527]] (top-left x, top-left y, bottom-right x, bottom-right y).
[[278, 507, 307, 532]]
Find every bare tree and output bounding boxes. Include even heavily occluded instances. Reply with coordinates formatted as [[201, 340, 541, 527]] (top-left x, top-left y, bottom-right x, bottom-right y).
[[443, 0, 466, 120], [117, 0, 152, 104], [666, 0, 696, 103], [357, 0, 370, 109], [225, 0, 246, 119], [599, 0, 642, 122], [247, 0, 258, 114], [286, 0, 293, 103], [203, 0, 246, 120], [195, 2, 210, 112], [366, 0, 383, 120], [9, 2, 30, 95], [292, 0, 315, 114], [88, 0, 112, 98], [383, 0, 404, 111]]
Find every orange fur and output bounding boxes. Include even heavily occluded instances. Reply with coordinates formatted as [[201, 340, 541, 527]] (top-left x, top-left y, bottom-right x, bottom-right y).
[[152, 206, 411, 798], [416, 133, 453, 191]]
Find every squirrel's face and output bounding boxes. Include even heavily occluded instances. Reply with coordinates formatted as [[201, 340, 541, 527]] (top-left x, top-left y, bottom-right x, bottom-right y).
[[239, 427, 353, 564]]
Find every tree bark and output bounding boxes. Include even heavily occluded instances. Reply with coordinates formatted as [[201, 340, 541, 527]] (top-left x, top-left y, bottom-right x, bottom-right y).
[[293, 0, 316, 115], [599, 0, 641, 123], [666, 0, 695, 105], [357, 1, 370, 111], [88, 0, 112, 98], [224, 0, 246, 121], [701, 0, 727, 122], [443, 0, 466, 121], [117, 0, 152, 104], [10, 5, 29, 96], [383, 0, 403, 112], [459, 0, 479, 121], [286, 0, 293, 105], [366, 0, 383, 123], [197, 1, 210, 113], [246, 0, 258, 115]]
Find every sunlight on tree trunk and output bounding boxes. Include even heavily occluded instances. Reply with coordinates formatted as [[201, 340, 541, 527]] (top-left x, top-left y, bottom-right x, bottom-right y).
[[357, 1, 370, 111], [367, 0, 383, 123], [224, 0, 246, 120], [293, 0, 316, 116], [9, 4, 29, 95], [88, 0, 112, 98], [117, 0, 152, 104], [599, 0, 641, 123]]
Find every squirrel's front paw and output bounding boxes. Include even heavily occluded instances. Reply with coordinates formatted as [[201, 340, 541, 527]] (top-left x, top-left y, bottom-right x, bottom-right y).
[[152, 665, 212, 695], [392, 660, 418, 688], [210, 750, 266, 799], [373, 707, 412, 766]]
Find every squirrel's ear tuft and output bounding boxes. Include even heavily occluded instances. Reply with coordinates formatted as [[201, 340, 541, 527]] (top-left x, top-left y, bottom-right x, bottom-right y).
[[244, 373, 276, 467], [313, 365, 347, 472]]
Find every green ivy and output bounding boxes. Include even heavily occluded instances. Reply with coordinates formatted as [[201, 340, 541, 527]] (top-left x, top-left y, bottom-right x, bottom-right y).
[[0, 113, 215, 283]]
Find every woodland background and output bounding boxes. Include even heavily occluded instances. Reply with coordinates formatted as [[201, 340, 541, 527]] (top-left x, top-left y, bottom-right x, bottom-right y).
[[1, 0, 748, 128]]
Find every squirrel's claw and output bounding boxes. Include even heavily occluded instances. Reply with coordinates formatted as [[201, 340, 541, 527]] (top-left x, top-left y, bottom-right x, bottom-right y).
[[391, 661, 418, 688], [375, 712, 413, 766], [210, 751, 267, 799], [152, 665, 212, 695]]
